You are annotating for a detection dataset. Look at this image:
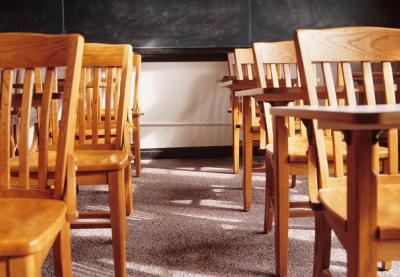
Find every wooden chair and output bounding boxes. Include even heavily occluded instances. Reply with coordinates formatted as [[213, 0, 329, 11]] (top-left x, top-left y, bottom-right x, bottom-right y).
[[73, 43, 133, 277], [9, 43, 133, 277], [223, 51, 242, 174], [0, 33, 84, 276], [294, 26, 400, 277], [235, 48, 273, 212], [255, 39, 391, 276], [252, 41, 314, 233], [125, 53, 143, 177], [235, 48, 266, 151]]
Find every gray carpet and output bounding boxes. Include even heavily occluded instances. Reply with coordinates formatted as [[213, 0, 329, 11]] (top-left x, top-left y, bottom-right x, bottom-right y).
[[43, 158, 399, 276]]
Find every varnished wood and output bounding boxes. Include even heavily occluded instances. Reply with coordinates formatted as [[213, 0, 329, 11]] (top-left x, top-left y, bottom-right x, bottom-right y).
[[127, 53, 143, 176], [285, 26, 400, 277], [0, 33, 84, 277], [251, 42, 315, 277], [9, 42, 132, 277], [234, 48, 266, 210], [75, 43, 132, 277]]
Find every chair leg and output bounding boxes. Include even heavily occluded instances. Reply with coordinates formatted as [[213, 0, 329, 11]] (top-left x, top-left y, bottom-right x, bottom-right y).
[[232, 92, 240, 174], [108, 170, 127, 277], [313, 211, 331, 277], [133, 117, 141, 177], [53, 222, 73, 277], [242, 96, 253, 212], [264, 159, 274, 234], [9, 254, 41, 277], [124, 163, 133, 216]]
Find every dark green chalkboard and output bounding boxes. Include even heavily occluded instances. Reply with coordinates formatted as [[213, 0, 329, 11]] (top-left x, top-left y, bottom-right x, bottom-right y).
[[1, 0, 400, 60]]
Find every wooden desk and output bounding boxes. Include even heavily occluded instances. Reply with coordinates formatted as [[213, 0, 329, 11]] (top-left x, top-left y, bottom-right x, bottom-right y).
[[269, 104, 400, 276]]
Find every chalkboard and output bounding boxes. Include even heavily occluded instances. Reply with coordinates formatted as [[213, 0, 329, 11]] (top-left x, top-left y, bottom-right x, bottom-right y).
[[1, 0, 400, 60], [251, 0, 400, 42], [64, 0, 249, 48], [0, 0, 63, 34]]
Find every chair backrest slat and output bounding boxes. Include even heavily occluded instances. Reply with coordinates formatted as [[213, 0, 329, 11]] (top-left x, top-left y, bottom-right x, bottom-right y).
[[342, 62, 357, 106], [104, 67, 115, 144], [0, 70, 13, 188], [38, 68, 55, 188], [113, 68, 121, 120], [362, 62, 376, 105], [78, 68, 86, 144], [91, 67, 101, 144], [18, 69, 34, 188]]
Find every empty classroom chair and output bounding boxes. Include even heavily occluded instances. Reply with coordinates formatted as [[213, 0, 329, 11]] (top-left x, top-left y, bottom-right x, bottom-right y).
[[294, 26, 400, 277], [9, 43, 133, 277], [0, 32, 84, 276], [73, 43, 133, 277], [252, 41, 313, 233]]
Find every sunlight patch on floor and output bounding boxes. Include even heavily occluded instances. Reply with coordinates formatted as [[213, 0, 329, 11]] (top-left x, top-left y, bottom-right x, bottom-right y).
[[220, 223, 239, 230], [172, 212, 242, 223], [199, 199, 242, 210], [170, 199, 193, 205], [100, 259, 219, 277], [143, 167, 236, 179], [73, 261, 114, 277]]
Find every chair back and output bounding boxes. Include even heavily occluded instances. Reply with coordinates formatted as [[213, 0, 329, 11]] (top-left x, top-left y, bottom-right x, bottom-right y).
[[253, 41, 306, 144], [235, 48, 256, 80], [295, 27, 400, 187], [0, 33, 83, 199], [76, 43, 133, 149]]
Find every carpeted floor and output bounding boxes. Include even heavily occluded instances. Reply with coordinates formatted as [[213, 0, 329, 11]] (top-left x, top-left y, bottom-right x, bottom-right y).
[[43, 158, 399, 276]]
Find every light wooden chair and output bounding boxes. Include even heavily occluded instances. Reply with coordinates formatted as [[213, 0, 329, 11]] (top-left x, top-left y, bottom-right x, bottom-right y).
[[9, 43, 133, 277], [125, 53, 143, 177], [0, 33, 83, 276], [294, 26, 400, 277], [235, 48, 266, 152], [252, 41, 314, 233], [73, 43, 133, 277]]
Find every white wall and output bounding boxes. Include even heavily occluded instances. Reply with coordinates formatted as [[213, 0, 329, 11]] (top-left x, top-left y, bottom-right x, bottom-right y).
[[140, 61, 231, 149]]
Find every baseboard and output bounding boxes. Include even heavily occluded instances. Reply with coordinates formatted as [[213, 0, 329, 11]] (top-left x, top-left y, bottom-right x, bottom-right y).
[[141, 146, 264, 159]]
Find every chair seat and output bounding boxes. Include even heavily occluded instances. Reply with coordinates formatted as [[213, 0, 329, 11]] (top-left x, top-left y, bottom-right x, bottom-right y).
[[9, 150, 129, 172], [0, 198, 66, 256], [265, 144, 388, 163], [319, 185, 400, 239]]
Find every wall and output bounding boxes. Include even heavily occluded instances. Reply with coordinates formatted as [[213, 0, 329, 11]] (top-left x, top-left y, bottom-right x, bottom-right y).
[[139, 61, 231, 149]]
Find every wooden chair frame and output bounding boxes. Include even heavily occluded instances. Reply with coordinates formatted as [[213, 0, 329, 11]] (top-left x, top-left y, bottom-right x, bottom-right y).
[[72, 43, 133, 277], [295, 26, 400, 277], [0, 33, 84, 276], [252, 41, 314, 234]]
